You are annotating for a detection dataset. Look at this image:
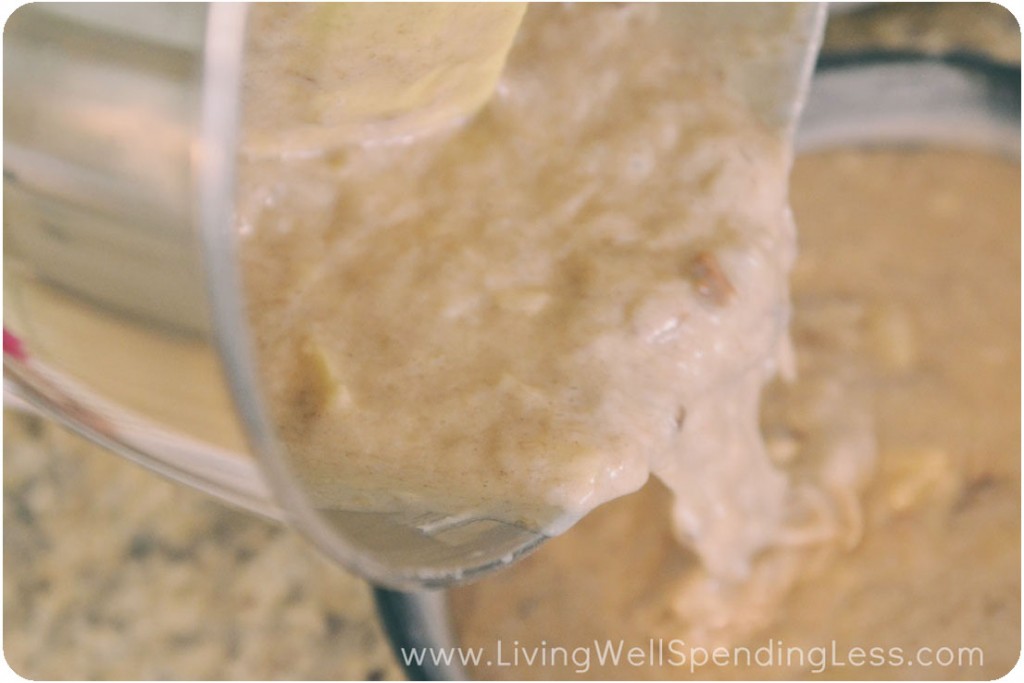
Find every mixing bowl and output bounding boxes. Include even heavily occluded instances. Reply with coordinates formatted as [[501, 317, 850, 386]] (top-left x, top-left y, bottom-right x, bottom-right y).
[[372, 50, 1021, 680]]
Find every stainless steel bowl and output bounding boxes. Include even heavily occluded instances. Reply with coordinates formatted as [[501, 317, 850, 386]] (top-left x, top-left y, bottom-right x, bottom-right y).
[[372, 51, 1022, 680]]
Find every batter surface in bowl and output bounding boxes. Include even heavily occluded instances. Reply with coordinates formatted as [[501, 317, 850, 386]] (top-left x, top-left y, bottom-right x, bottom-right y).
[[239, 3, 846, 576], [450, 149, 1021, 680]]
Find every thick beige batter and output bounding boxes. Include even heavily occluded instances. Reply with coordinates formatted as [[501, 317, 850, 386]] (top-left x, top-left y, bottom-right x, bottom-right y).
[[240, 6, 1018, 677], [450, 149, 1021, 679], [239, 4, 829, 577]]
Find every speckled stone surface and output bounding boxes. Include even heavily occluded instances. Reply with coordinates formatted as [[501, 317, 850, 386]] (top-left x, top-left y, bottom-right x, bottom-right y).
[[4, 3, 1019, 680], [3, 411, 404, 680]]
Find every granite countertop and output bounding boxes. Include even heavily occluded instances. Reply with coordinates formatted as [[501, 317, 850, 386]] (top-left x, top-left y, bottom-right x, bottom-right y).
[[3, 3, 1018, 680], [3, 411, 403, 680]]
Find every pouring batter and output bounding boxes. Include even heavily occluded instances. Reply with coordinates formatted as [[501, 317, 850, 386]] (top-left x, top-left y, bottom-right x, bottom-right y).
[[238, 4, 856, 579]]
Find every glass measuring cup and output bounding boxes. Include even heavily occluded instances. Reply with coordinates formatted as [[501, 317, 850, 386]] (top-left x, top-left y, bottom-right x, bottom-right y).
[[3, 2, 825, 589]]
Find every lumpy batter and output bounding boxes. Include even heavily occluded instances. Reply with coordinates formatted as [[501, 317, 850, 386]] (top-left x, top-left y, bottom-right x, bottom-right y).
[[239, 4, 837, 577], [450, 149, 1021, 679], [239, 4, 1018, 677]]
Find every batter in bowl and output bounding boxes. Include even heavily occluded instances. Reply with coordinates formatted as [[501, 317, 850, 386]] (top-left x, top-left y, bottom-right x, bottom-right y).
[[449, 148, 1021, 679], [238, 3, 859, 579]]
